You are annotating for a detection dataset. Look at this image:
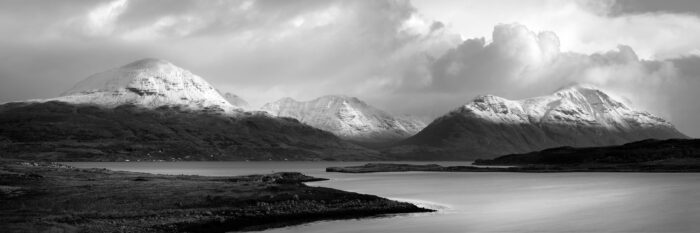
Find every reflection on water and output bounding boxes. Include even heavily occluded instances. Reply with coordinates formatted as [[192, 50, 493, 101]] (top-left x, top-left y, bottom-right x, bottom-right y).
[[68, 162, 700, 233]]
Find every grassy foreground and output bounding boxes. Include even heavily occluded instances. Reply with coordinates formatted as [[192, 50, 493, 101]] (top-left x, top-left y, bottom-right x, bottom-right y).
[[0, 159, 431, 232]]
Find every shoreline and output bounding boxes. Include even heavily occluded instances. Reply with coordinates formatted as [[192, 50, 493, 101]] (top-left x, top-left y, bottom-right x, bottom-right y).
[[0, 160, 433, 233], [326, 163, 700, 173]]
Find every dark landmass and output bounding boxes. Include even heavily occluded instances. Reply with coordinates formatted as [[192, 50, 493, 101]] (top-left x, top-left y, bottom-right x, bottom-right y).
[[0, 159, 432, 233], [326, 163, 498, 173], [327, 161, 700, 173], [474, 138, 700, 168], [325, 163, 574, 173], [0, 101, 382, 162], [330, 139, 700, 173]]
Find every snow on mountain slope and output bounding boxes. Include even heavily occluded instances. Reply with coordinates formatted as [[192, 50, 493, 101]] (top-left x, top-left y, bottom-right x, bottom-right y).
[[2, 59, 383, 161], [261, 95, 426, 142], [460, 84, 674, 129], [50, 58, 239, 113], [221, 92, 250, 110], [392, 84, 687, 160]]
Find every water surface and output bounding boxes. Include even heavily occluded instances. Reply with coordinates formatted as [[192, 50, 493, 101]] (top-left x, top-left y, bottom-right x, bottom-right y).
[[68, 162, 700, 232]]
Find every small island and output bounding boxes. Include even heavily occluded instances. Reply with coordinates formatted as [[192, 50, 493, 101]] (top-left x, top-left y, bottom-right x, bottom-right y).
[[0, 159, 432, 232]]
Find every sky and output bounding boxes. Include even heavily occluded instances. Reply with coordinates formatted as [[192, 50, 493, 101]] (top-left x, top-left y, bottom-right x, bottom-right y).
[[1, 0, 699, 137]]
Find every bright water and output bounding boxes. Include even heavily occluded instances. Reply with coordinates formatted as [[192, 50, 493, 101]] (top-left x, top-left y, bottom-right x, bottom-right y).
[[67, 162, 700, 233]]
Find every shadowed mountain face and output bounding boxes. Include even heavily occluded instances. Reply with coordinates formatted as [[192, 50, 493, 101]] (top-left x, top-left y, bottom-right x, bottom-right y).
[[389, 85, 687, 160], [0, 101, 381, 161], [261, 96, 426, 143]]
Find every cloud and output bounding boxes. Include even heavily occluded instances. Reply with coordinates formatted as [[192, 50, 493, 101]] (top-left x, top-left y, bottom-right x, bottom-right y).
[[611, 0, 700, 16], [381, 23, 700, 137], [411, 0, 700, 59], [426, 24, 562, 93], [81, 0, 128, 36], [1, 0, 700, 136], [0, 0, 457, 107]]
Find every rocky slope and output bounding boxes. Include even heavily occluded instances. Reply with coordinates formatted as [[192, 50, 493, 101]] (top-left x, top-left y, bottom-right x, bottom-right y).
[[390, 85, 687, 160], [261, 96, 426, 143], [49, 58, 240, 113]]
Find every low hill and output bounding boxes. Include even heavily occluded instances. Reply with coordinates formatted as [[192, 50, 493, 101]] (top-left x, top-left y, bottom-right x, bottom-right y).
[[474, 138, 700, 166]]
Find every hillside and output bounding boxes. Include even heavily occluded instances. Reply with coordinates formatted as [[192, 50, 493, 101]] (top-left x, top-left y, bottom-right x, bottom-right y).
[[0, 101, 380, 161], [388, 85, 687, 160], [262, 95, 425, 143], [474, 138, 700, 166]]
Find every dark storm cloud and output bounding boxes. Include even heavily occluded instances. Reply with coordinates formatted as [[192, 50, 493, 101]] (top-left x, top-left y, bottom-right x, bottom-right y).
[[664, 56, 700, 137], [612, 0, 700, 16], [670, 56, 700, 80]]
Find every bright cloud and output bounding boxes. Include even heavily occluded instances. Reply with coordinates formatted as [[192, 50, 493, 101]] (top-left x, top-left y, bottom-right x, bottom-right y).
[[412, 0, 700, 59], [82, 0, 129, 36]]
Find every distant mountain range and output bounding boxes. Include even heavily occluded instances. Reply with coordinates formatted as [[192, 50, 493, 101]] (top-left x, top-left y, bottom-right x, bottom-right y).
[[388, 85, 687, 160], [0, 59, 378, 161], [0, 58, 689, 161], [261, 96, 426, 143]]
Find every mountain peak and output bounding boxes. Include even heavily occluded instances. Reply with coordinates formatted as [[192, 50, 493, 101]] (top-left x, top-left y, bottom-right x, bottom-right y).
[[51, 58, 237, 113], [396, 85, 686, 160], [471, 94, 509, 104], [453, 84, 676, 131], [261, 95, 426, 142], [553, 84, 630, 112], [554, 83, 601, 93], [317, 95, 357, 101], [122, 58, 175, 69]]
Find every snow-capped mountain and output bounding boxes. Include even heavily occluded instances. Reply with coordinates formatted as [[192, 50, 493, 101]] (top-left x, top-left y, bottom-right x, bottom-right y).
[[261, 95, 426, 142], [51, 58, 239, 113], [2, 58, 381, 161], [391, 84, 687, 160], [221, 92, 250, 110]]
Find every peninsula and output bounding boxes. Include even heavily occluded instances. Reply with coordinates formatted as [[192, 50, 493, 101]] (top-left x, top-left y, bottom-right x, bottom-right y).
[[0, 159, 432, 232]]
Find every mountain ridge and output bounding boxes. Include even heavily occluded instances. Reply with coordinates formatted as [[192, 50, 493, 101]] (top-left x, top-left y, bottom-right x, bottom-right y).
[[389, 85, 687, 160], [0, 58, 383, 161], [261, 95, 426, 143]]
